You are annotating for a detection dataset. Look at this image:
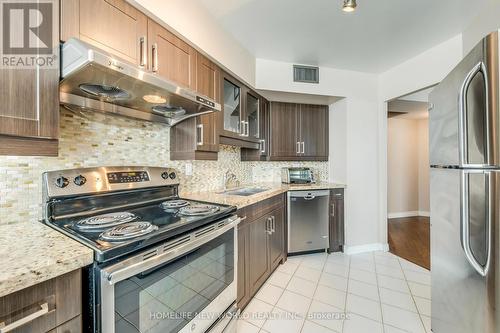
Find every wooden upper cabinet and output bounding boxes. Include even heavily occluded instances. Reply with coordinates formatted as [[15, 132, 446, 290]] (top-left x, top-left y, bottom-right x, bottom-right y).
[[148, 19, 196, 89], [170, 53, 220, 160], [300, 104, 329, 159], [268, 102, 328, 161], [269, 102, 299, 159], [196, 53, 220, 102], [0, 1, 59, 156], [62, 0, 148, 67], [195, 53, 220, 152]]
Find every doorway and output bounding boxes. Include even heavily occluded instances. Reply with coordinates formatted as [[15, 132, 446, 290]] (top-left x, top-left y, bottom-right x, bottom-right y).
[[387, 87, 433, 269]]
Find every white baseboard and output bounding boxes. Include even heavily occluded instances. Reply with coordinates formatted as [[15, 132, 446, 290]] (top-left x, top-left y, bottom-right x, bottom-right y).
[[344, 243, 389, 255], [388, 211, 429, 219]]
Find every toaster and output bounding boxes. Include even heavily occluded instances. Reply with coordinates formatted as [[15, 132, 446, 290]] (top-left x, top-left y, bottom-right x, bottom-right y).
[[281, 167, 315, 184]]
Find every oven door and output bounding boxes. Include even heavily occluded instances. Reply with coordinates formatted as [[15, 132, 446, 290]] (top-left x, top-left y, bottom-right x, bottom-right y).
[[97, 216, 238, 333]]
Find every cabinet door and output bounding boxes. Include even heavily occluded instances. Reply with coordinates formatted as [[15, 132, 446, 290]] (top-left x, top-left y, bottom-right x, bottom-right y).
[[148, 19, 196, 89], [270, 102, 299, 159], [300, 104, 329, 159], [258, 97, 269, 157], [221, 73, 243, 137], [248, 216, 271, 295], [246, 91, 260, 139], [0, 1, 59, 157], [269, 208, 285, 270], [237, 224, 250, 308], [196, 53, 220, 152], [78, 0, 148, 67], [329, 190, 345, 252]]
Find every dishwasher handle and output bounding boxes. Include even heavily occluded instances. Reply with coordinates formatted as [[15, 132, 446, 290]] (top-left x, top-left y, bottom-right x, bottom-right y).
[[289, 190, 330, 199]]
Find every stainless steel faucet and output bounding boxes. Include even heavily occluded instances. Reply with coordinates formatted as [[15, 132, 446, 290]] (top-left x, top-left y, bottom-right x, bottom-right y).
[[223, 170, 240, 191]]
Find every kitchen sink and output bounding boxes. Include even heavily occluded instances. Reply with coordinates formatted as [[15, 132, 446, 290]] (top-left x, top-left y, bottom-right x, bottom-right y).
[[219, 187, 268, 196]]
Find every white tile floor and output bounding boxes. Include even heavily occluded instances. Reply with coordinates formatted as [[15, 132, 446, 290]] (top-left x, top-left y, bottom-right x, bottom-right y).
[[237, 251, 431, 333]]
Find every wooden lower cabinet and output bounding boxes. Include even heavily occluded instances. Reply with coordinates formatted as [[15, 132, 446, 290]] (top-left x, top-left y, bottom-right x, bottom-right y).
[[329, 189, 345, 252], [0, 270, 82, 333], [236, 194, 286, 310], [268, 208, 285, 270]]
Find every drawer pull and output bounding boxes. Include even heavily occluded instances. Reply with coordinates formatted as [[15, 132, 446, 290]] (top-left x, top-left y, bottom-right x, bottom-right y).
[[0, 302, 49, 332]]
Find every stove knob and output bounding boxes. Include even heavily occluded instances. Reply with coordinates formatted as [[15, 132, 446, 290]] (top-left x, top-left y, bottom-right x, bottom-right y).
[[169, 172, 176, 180], [161, 172, 169, 180], [55, 176, 69, 188], [74, 175, 87, 186]]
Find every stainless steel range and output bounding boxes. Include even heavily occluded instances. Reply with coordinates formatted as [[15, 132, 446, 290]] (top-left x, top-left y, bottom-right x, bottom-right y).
[[42, 166, 239, 333]]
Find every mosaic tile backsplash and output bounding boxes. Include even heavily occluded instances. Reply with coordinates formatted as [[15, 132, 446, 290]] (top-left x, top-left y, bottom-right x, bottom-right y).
[[0, 109, 328, 225]]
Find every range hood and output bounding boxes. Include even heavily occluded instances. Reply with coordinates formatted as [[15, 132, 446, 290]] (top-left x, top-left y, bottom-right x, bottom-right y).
[[59, 38, 221, 126]]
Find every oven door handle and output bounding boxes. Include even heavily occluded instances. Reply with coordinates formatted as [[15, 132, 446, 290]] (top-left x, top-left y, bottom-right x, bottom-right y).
[[103, 217, 239, 285]]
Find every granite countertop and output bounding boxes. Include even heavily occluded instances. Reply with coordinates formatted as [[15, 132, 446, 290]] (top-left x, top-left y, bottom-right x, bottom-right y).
[[181, 182, 346, 209], [0, 222, 94, 298]]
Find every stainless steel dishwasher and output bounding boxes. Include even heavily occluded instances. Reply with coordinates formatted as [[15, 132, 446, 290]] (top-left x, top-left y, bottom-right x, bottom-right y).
[[288, 190, 330, 254]]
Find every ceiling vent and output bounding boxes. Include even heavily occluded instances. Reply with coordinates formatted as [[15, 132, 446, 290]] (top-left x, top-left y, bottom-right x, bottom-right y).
[[293, 65, 319, 84]]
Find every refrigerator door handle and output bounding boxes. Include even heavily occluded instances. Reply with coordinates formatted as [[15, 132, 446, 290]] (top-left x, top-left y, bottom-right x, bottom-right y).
[[458, 62, 490, 168], [460, 170, 492, 277]]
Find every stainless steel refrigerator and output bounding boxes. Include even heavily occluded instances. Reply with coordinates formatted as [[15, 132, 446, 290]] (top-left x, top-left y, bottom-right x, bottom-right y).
[[430, 31, 499, 333]]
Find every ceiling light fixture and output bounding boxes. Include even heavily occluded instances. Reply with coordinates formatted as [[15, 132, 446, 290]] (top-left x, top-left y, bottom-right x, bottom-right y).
[[342, 0, 357, 12]]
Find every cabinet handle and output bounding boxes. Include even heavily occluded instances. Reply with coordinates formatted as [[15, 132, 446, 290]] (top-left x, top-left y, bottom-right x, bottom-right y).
[[246, 121, 250, 136], [196, 124, 203, 146], [0, 302, 49, 333], [240, 120, 245, 136], [296, 142, 300, 154], [331, 203, 335, 217], [271, 216, 275, 233], [139, 36, 147, 68], [266, 217, 272, 235], [301, 142, 305, 154], [259, 139, 265, 154], [152, 43, 158, 73]]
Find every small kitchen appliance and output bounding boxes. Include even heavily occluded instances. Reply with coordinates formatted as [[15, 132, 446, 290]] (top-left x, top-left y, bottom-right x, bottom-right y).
[[281, 167, 315, 184], [42, 166, 238, 333]]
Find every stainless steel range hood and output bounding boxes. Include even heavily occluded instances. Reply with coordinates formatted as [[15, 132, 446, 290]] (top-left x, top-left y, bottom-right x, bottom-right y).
[[59, 38, 221, 126]]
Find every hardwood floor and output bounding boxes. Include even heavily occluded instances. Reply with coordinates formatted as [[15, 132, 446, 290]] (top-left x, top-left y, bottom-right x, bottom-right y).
[[388, 216, 430, 270]]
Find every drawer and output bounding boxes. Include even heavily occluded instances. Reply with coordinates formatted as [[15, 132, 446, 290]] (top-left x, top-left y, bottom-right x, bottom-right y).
[[330, 188, 344, 198], [237, 193, 284, 226], [0, 270, 81, 333]]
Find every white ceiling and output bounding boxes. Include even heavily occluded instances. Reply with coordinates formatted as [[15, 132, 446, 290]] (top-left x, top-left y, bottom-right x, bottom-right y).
[[197, 0, 486, 73]]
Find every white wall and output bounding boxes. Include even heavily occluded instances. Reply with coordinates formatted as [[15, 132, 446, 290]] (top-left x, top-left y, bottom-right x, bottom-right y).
[[387, 119, 419, 215], [462, 0, 500, 55], [129, 0, 256, 86], [255, 58, 383, 252], [387, 118, 429, 218], [376, 34, 463, 248], [330, 99, 347, 184], [417, 119, 430, 213]]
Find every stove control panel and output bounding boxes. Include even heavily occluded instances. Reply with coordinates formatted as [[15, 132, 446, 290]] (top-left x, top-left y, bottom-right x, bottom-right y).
[[107, 171, 150, 184], [43, 166, 180, 198]]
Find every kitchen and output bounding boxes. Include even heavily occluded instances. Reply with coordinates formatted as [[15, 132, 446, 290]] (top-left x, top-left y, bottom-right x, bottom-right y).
[[0, 0, 497, 333]]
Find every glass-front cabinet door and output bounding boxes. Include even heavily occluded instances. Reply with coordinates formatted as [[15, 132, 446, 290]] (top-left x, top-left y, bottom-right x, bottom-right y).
[[246, 92, 260, 139], [223, 78, 242, 135]]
